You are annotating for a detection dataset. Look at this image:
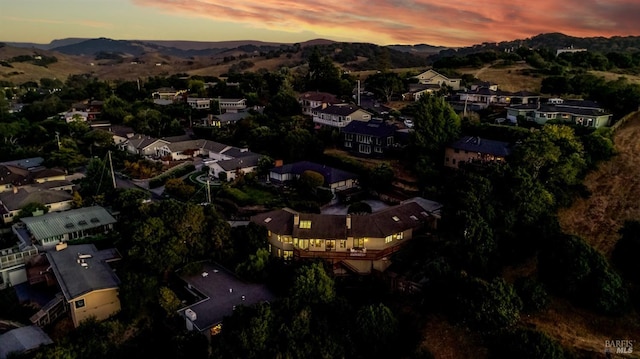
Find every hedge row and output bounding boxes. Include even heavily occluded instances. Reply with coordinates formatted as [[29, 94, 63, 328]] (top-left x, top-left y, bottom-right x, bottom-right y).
[[149, 163, 196, 189]]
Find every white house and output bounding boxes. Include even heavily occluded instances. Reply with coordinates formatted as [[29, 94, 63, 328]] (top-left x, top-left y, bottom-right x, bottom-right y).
[[413, 69, 461, 90], [218, 98, 247, 113], [312, 104, 372, 128]]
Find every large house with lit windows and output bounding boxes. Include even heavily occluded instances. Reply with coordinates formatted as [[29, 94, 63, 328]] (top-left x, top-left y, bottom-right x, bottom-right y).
[[312, 104, 372, 128], [250, 197, 442, 274]]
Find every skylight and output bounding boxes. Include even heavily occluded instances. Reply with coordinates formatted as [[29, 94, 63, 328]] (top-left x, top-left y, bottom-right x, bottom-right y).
[[392, 216, 400, 222], [410, 215, 418, 221], [264, 217, 272, 223]]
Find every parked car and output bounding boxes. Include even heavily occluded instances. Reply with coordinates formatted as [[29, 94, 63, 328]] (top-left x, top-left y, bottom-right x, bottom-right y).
[[403, 119, 414, 128]]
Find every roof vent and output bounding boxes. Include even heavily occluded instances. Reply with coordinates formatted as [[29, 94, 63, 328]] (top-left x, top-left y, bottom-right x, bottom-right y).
[[90, 217, 100, 223], [78, 220, 88, 225], [65, 223, 75, 228]]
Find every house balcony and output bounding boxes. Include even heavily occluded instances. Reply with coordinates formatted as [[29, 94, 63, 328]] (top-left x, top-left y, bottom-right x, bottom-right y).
[[293, 242, 407, 261], [313, 117, 349, 128]]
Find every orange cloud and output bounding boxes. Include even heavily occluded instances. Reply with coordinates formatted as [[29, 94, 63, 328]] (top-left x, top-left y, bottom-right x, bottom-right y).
[[132, 0, 640, 46]]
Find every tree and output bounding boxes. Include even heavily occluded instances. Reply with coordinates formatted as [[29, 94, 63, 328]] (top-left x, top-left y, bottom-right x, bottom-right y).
[[213, 303, 274, 359], [235, 248, 270, 281], [158, 286, 182, 317], [298, 170, 325, 190], [163, 178, 196, 201], [365, 72, 404, 102], [354, 303, 399, 358], [367, 163, 394, 192], [488, 328, 566, 359], [452, 277, 522, 331], [290, 263, 335, 305], [102, 95, 130, 123], [17, 202, 49, 219], [348, 201, 372, 214]]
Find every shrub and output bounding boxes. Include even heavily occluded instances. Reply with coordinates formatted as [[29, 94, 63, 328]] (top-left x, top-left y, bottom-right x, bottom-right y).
[[148, 163, 196, 188], [348, 201, 372, 214], [514, 277, 549, 312]]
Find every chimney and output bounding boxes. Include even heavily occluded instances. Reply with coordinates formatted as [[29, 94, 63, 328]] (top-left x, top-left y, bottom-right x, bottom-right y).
[[13, 185, 18, 194], [346, 214, 351, 229], [274, 159, 283, 167], [293, 213, 300, 226]]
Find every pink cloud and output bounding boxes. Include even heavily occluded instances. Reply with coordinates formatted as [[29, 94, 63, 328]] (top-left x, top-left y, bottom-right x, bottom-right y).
[[132, 0, 640, 46]]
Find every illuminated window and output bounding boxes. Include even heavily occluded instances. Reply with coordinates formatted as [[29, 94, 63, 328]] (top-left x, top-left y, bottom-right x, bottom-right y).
[[299, 220, 312, 229], [282, 236, 292, 244], [385, 235, 393, 244], [283, 250, 293, 260], [75, 299, 85, 309], [393, 232, 404, 240], [339, 240, 346, 248]]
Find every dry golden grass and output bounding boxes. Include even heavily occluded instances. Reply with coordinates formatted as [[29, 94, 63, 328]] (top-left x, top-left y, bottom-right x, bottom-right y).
[[590, 70, 640, 84], [421, 314, 488, 359], [558, 112, 640, 257], [457, 63, 543, 92]]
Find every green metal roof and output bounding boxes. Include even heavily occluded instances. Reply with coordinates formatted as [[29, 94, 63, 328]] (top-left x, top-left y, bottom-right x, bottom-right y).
[[20, 206, 116, 241]]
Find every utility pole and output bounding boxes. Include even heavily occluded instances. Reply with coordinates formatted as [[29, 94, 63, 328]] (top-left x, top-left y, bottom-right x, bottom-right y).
[[206, 178, 212, 204], [55, 132, 61, 150], [108, 150, 117, 189]]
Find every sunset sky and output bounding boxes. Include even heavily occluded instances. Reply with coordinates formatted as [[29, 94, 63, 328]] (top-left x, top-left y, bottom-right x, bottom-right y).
[[2, 0, 640, 46]]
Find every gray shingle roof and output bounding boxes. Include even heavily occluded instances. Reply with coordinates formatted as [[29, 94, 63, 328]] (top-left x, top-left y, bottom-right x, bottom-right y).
[[342, 119, 397, 137], [217, 154, 260, 171], [46, 244, 120, 301], [0, 326, 53, 359], [0, 188, 73, 211], [448, 136, 511, 157], [314, 104, 370, 117], [270, 161, 358, 185], [20, 206, 116, 241]]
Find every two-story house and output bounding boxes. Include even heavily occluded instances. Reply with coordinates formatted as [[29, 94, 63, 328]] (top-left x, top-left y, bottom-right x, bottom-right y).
[[341, 119, 396, 157], [298, 91, 342, 116], [533, 99, 612, 128], [187, 97, 213, 110], [250, 197, 442, 274], [217, 98, 247, 113], [413, 69, 461, 90], [312, 104, 372, 128], [444, 136, 511, 169]]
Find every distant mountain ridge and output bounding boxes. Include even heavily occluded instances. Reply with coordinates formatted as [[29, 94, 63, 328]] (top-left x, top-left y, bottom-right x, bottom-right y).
[[3, 38, 338, 58]]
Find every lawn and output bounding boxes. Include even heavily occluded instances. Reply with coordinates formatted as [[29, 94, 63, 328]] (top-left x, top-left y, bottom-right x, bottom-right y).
[[221, 184, 279, 206]]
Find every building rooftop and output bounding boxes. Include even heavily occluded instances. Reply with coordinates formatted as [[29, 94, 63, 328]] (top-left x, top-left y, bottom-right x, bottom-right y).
[[448, 136, 512, 157], [342, 119, 397, 137], [46, 244, 121, 301], [20, 206, 116, 241], [216, 154, 261, 171], [0, 188, 73, 211], [299, 91, 341, 103], [0, 157, 44, 170], [270, 161, 358, 185], [178, 263, 275, 332], [0, 326, 53, 359], [314, 104, 369, 117]]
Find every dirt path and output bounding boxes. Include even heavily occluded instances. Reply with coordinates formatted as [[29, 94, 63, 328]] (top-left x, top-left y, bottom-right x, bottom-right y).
[[558, 112, 640, 257]]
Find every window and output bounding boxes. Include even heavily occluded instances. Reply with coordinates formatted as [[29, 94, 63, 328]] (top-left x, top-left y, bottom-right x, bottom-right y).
[[374, 146, 383, 153], [387, 137, 393, 146], [345, 133, 354, 141], [359, 144, 371, 154], [296, 239, 309, 249], [299, 220, 311, 229], [283, 250, 293, 260], [345, 141, 352, 148], [282, 236, 292, 244], [385, 235, 393, 244], [75, 299, 85, 309], [339, 240, 346, 248], [354, 238, 365, 248], [393, 232, 404, 240], [311, 239, 322, 248]]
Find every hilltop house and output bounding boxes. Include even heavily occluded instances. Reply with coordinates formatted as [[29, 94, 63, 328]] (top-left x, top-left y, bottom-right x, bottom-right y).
[[13, 206, 116, 249], [209, 153, 261, 182], [402, 84, 441, 101], [341, 119, 396, 157], [250, 197, 442, 274], [0, 163, 67, 194], [269, 161, 359, 194], [312, 104, 372, 128], [187, 97, 213, 110], [152, 87, 188, 103], [299, 91, 342, 116], [413, 69, 461, 90], [444, 136, 511, 169]]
